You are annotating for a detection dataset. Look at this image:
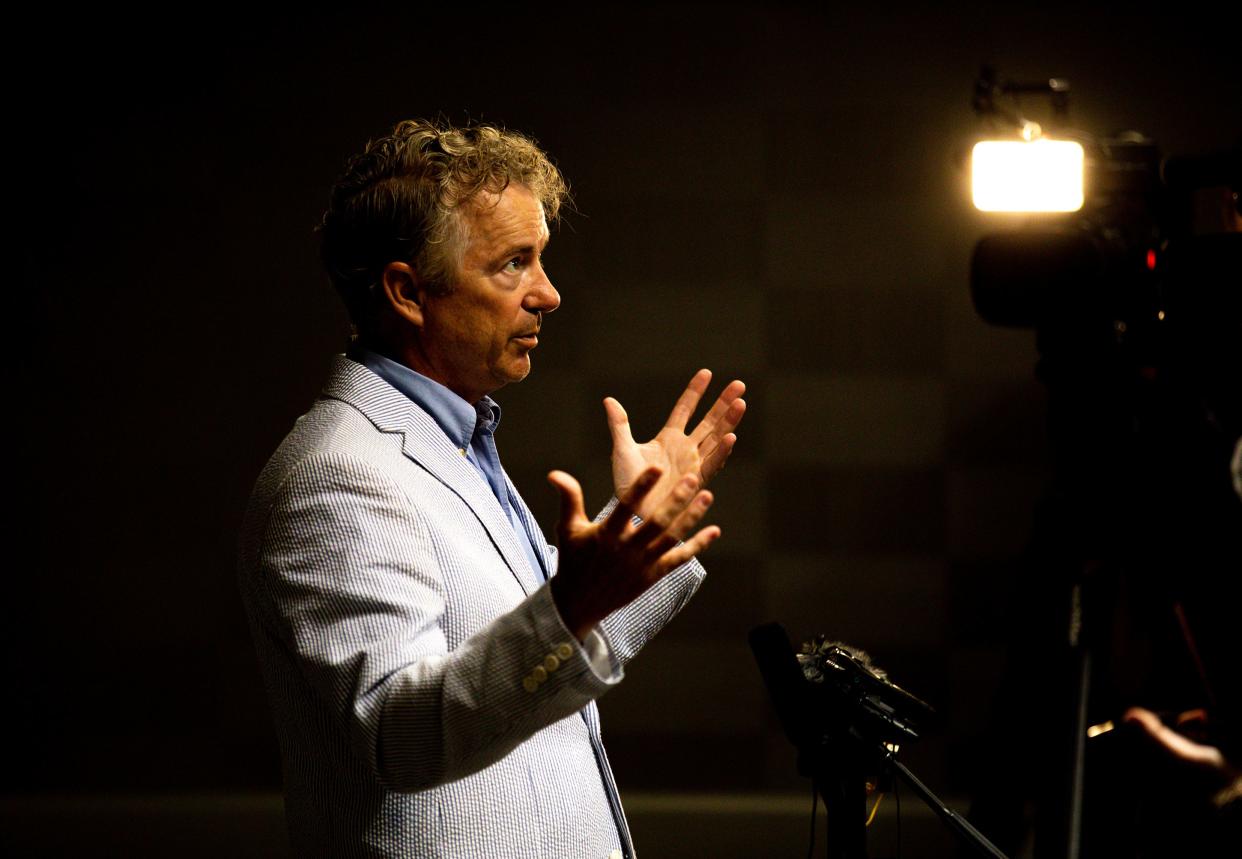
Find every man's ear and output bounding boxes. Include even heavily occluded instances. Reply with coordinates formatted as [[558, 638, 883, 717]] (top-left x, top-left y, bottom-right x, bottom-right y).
[[379, 262, 425, 328]]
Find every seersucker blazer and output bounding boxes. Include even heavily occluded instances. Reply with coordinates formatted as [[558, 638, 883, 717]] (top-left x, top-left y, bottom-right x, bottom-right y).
[[238, 355, 705, 858]]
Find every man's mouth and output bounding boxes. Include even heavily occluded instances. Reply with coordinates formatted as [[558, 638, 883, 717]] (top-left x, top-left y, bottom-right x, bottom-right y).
[[513, 331, 539, 346]]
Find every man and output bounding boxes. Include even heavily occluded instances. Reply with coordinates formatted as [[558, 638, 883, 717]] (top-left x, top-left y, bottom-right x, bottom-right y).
[[239, 119, 746, 858]]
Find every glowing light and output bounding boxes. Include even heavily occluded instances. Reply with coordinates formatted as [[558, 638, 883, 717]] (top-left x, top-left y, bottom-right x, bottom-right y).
[[1086, 720, 1115, 738], [972, 139, 1085, 212], [1146, 249, 1157, 270]]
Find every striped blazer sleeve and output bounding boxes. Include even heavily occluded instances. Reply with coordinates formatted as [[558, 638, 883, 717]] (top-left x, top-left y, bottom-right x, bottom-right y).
[[584, 498, 708, 666]]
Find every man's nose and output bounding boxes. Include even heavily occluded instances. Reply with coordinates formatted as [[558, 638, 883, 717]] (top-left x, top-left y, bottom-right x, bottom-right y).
[[526, 266, 560, 314]]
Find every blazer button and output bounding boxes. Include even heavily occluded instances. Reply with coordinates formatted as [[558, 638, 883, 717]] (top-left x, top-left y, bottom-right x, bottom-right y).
[[556, 643, 574, 660], [543, 654, 560, 672], [532, 665, 548, 683], [522, 676, 538, 693]]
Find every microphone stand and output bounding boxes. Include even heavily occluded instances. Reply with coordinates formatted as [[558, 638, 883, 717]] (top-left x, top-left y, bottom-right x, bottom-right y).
[[889, 757, 1009, 859], [801, 735, 1010, 859]]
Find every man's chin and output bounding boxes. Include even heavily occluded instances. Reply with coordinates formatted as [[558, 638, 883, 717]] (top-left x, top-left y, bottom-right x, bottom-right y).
[[495, 357, 532, 388]]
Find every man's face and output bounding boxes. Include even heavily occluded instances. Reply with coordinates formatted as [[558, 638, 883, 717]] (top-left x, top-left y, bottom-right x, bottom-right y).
[[418, 183, 558, 403]]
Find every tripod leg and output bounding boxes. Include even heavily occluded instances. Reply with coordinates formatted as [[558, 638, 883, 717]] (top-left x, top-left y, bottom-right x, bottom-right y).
[[822, 770, 868, 859]]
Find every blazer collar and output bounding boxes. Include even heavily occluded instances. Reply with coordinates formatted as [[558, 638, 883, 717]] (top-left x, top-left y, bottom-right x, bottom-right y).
[[321, 354, 542, 595]]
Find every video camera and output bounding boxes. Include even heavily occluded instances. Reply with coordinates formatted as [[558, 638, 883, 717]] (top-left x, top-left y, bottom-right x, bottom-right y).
[[969, 67, 1240, 335]]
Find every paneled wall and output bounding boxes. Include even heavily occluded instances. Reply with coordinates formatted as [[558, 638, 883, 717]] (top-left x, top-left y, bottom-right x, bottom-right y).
[[12, 5, 1239, 855]]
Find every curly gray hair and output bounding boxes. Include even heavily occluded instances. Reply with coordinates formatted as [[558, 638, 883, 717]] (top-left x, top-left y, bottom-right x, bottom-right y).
[[319, 119, 569, 329]]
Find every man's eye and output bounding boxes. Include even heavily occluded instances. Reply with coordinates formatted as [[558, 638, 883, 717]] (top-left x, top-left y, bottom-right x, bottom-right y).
[[503, 257, 523, 273]]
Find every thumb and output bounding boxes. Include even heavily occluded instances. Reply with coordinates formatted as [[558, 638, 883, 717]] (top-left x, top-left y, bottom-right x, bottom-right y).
[[603, 397, 635, 447], [547, 470, 588, 536]]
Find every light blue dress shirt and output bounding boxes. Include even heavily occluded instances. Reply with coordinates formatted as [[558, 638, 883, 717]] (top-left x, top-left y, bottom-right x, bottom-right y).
[[351, 347, 549, 584]]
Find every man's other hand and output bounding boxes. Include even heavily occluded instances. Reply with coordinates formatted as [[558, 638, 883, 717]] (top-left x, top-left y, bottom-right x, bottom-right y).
[[547, 465, 719, 641], [606, 369, 745, 520], [1124, 707, 1242, 808], [1124, 707, 1235, 775]]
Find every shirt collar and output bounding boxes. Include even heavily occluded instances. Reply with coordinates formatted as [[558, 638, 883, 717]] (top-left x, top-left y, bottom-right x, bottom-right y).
[[350, 346, 502, 450]]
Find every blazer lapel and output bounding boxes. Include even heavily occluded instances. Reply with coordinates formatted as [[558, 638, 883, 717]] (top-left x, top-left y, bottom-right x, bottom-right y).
[[504, 471, 553, 582], [321, 355, 541, 595]]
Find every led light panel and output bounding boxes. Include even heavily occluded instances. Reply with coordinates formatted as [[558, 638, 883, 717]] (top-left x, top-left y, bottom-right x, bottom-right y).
[[972, 139, 1085, 212]]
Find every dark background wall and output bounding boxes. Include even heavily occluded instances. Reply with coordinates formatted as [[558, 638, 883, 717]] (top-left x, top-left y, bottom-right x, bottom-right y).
[[9, 1, 1239, 850]]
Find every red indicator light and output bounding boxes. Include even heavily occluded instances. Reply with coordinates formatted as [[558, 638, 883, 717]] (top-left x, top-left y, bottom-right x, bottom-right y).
[[1146, 249, 1157, 270]]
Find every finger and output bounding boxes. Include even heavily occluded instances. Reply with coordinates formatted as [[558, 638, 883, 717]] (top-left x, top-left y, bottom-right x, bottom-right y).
[[700, 433, 737, 481], [702, 387, 746, 436], [632, 472, 700, 544], [1123, 707, 1165, 736], [652, 524, 722, 577], [690, 383, 746, 443], [1148, 723, 1227, 768], [642, 489, 714, 560], [606, 466, 662, 539], [1123, 708, 1227, 769], [547, 470, 588, 538], [719, 394, 747, 434], [1174, 708, 1210, 728], [603, 397, 636, 448], [663, 369, 712, 432], [667, 489, 714, 542]]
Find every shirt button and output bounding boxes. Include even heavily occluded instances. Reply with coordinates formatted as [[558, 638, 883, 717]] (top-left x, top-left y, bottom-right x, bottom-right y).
[[556, 643, 574, 660], [522, 676, 538, 693], [532, 665, 548, 683], [543, 654, 560, 672]]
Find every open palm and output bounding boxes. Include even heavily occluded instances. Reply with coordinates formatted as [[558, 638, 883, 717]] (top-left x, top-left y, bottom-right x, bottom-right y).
[[607, 369, 746, 518]]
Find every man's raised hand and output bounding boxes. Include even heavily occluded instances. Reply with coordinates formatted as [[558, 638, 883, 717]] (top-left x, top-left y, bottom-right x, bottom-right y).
[[606, 369, 746, 519], [547, 465, 719, 641]]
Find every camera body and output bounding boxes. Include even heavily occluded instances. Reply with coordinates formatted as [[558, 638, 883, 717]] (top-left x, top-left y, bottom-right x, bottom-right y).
[[971, 135, 1240, 334]]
